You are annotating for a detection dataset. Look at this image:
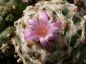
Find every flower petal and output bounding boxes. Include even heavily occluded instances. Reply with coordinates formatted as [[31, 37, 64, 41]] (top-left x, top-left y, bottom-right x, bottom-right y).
[[39, 11, 48, 22], [51, 21, 62, 28], [28, 18, 38, 25], [28, 25, 38, 31], [24, 27, 34, 35], [45, 33, 57, 41], [40, 37, 51, 48], [24, 28, 39, 41], [49, 26, 59, 34], [24, 35, 39, 42]]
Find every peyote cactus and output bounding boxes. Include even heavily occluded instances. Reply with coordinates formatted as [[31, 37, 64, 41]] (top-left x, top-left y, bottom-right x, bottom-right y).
[[2, 0, 85, 64]]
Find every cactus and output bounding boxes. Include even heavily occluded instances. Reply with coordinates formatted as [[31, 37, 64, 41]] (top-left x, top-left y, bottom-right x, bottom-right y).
[[0, 27, 15, 46], [0, 0, 85, 64], [0, 5, 17, 32], [13, 0, 86, 64], [0, 16, 6, 32]]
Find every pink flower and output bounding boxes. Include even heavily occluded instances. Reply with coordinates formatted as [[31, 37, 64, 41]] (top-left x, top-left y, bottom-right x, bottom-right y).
[[24, 11, 61, 48]]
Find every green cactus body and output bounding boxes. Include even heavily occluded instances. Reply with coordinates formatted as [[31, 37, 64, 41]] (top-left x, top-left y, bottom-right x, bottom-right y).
[[0, 27, 15, 46], [0, 16, 6, 32]]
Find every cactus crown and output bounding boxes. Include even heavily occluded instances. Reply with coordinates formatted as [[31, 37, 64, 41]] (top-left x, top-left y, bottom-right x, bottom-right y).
[[13, 0, 86, 64]]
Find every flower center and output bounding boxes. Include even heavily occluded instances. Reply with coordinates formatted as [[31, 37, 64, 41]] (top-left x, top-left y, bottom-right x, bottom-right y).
[[36, 26, 47, 37]]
